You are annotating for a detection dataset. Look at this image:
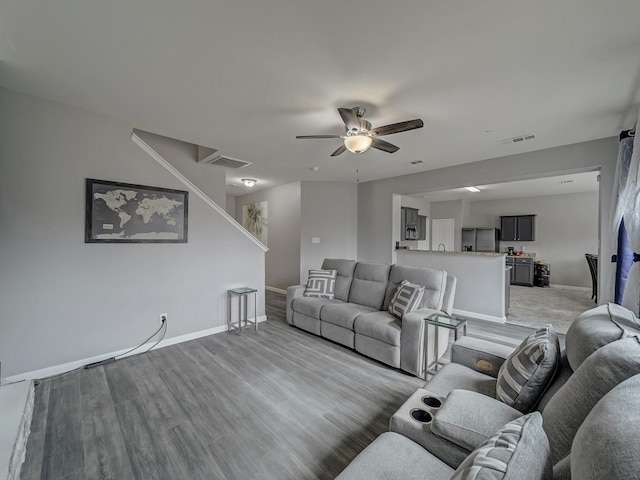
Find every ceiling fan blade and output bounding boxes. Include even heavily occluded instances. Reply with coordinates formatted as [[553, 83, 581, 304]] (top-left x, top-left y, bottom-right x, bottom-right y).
[[371, 119, 424, 136], [371, 137, 400, 153], [296, 135, 342, 139], [330, 144, 348, 156], [338, 108, 361, 132]]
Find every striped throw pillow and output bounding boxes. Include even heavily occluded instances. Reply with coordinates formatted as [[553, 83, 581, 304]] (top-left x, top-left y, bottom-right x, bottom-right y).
[[303, 269, 337, 299], [389, 280, 425, 318], [450, 412, 552, 480], [496, 324, 560, 413]]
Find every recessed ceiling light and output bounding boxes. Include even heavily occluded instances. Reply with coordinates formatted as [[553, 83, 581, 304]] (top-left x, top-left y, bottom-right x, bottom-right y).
[[241, 178, 257, 187], [310, 166, 319, 171], [464, 186, 481, 192], [410, 160, 424, 165]]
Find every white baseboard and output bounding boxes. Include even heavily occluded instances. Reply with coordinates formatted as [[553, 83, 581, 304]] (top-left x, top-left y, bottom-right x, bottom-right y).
[[549, 284, 591, 291], [6, 315, 267, 383], [453, 308, 506, 324], [265, 286, 287, 294]]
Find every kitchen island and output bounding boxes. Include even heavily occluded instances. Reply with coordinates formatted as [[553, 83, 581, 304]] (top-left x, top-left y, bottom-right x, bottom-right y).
[[395, 249, 508, 322]]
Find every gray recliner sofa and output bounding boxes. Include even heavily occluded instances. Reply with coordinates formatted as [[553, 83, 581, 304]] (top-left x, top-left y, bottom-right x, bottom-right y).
[[336, 373, 640, 480], [286, 259, 457, 377], [336, 303, 640, 479]]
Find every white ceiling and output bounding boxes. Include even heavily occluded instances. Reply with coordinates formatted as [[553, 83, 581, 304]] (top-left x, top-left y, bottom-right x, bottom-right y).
[[411, 170, 600, 202], [1, 1, 639, 196]]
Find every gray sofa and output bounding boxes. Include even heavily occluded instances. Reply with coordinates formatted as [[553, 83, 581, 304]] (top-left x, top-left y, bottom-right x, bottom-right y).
[[336, 303, 640, 479], [286, 259, 457, 377]]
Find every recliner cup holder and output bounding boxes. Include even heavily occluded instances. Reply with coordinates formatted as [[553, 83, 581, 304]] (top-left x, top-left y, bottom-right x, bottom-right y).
[[421, 396, 442, 409], [410, 408, 432, 424]]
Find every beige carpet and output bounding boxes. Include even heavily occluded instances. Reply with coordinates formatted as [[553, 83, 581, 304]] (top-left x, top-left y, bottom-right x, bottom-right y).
[[507, 285, 597, 334]]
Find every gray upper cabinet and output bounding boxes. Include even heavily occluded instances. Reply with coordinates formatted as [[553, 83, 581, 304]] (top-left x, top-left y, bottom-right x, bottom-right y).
[[500, 215, 536, 241], [401, 207, 420, 240]]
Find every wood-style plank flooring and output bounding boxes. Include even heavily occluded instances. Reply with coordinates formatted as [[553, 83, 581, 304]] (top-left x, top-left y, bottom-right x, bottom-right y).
[[21, 291, 537, 480]]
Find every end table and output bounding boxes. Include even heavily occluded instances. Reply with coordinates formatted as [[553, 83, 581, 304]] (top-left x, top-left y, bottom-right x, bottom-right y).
[[424, 313, 468, 379], [227, 287, 258, 335]]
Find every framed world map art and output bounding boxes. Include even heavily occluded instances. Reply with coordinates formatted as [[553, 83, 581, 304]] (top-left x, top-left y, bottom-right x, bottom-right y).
[[85, 178, 188, 243]]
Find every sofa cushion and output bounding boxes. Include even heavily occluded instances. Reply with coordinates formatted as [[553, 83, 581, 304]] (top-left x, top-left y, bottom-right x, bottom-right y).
[[542, 336, 640, 465], [426, 363, 498, 399], [292, 296, 341, 318], [354, 311, 402, 346], [449, 412, 552, 480], [322, 259, 357, 302], [388, 280, 424, 318], [334, 432, 454, 480], [570, 374, 640, 480], [303, 269, 337, 299], [432, 389, 523, 452], [348, 263, 391, 309], [384, 265, 447, 311], [320, 303, 377, 330], [565, 303, 640, 371], [496, 325, 560, 413]]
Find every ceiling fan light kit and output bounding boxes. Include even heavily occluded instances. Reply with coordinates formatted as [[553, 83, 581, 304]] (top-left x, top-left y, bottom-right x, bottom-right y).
[[296, 106, 424, 157], [344, 134, 373, 153]]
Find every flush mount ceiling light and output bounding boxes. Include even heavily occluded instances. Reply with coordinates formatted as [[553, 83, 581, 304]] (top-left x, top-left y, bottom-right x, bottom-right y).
[[344, 134, 373, 154], [241, 178, 257, 187], [464, 186, 481, 192]]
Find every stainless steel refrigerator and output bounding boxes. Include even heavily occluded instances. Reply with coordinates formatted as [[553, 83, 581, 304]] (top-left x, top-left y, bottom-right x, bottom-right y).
[[462, 228, 500, 252]]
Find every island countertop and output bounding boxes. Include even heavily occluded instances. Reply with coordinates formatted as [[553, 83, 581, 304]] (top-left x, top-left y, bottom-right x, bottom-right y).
[[396, 249, 505, 257]]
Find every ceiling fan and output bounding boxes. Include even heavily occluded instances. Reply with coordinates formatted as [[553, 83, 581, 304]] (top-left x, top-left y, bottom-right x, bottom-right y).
[[296, 106, 424, 156]]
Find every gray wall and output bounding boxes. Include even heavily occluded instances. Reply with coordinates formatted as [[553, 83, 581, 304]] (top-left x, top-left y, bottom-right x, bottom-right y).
[[236, 182, 302, 290], [235, 180, 358, 289], [0, 87, 265, 377], [299, 181, 358, 284], [468, 191, 598, 287], [133, 129, 227, 207], [359, 138, 618, 304]]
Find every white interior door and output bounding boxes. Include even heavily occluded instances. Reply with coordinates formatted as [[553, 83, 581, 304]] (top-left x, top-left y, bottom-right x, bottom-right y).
[[432, 218, 455, 251]]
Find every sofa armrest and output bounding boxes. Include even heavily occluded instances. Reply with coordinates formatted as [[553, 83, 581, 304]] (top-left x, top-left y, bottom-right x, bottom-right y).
[[451, 336, 514, 378], [286, 285, 306, 324], [431, 389, 522, 451], [401, 308, 450, 377]]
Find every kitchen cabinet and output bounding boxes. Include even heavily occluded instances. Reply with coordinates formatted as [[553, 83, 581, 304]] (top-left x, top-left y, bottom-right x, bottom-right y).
[[401, 207, 420, 240], [506, 256, 534, 286], [500, 215, 536, 241]]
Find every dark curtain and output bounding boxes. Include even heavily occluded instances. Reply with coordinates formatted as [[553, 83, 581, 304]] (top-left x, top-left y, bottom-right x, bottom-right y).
[[615, 131, 635, 303]]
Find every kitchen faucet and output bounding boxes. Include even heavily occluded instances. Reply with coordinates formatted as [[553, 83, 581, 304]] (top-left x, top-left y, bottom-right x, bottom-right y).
[[438, 243, 446, 251]]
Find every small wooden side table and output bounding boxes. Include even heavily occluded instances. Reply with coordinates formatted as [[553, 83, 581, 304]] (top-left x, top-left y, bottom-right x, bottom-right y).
[[227, 287, 258, 335], [424, 312, 468, 378]]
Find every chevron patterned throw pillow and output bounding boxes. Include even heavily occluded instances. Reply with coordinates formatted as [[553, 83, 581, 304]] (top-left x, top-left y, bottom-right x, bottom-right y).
[[389, 280, 425, 318], [303, 269, 337, 299], [496, 324, 560, 413]]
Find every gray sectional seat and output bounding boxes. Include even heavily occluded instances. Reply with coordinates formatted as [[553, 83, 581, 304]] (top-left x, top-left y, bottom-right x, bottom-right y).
[[286, 259, 457, 377], [336, 303, 640, 480]]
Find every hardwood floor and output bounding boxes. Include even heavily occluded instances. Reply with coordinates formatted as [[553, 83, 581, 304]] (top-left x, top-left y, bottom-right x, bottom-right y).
[[21, 291, 536, 480]]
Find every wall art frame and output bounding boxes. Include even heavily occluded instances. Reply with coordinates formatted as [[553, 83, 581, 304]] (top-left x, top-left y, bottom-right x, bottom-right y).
[[85, 178, 188, 243]]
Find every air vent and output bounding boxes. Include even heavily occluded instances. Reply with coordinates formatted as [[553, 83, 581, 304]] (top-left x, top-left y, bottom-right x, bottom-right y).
[[200, 154, 252, 169], [500, 134, 536, 145]]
